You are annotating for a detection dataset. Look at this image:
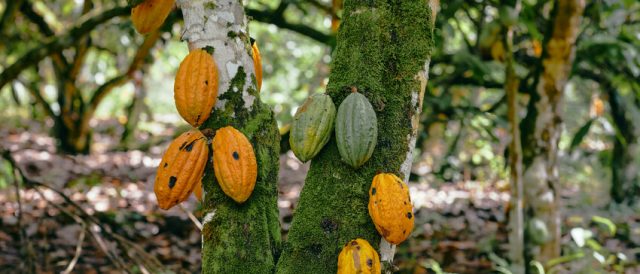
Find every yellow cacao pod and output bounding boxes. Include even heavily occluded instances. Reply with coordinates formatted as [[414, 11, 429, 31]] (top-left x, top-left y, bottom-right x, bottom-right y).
[[174, 49, 219, 127], [251, 39, 262, 92], [212, 126, 257, 203], [131, 0, 175, 34], [368, 173, 414, 245], [154, 129, 208, 210], [337, 239, 381, 274]]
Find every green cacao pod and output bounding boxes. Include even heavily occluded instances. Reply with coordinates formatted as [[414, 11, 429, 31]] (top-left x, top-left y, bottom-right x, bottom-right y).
[[289, 94, 336, 162], [527, 217, 550, 245], [335, 92, 378, 168]]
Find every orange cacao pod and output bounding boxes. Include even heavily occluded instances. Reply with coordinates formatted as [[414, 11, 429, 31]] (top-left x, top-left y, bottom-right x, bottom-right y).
[[131, 0, 175, 34], [174, 49, 219, 127], [337, 239, 381, 274], [368, 173, 414, 244], [251, 39, 262, 92], [212, 126, 257, 203], [193, 181, 202, 202], [154, 129, 208, 210]]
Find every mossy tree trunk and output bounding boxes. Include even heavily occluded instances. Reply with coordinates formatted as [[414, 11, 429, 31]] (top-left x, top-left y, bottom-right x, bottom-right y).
[[276, 0, 436, 273], [177, 0, 281, 273], [520, 0, 584, 270]]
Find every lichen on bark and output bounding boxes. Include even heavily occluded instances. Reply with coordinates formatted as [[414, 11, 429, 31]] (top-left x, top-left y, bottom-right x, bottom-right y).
[[276, 0, 434, 273]]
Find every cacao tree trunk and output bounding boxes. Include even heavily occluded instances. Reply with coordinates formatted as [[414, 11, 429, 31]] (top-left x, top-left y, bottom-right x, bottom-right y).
[[520, 0, 584, 269], [276, 0, 436, 273], [177, 1, 281, 273], [608, 89, 640, 204], [502, 1, 524, 273]]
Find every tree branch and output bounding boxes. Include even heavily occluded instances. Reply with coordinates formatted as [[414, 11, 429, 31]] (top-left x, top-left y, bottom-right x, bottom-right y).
[[0, 0, 25, 35], [246, 7, 334, 45], [0, 5, 130, 91]]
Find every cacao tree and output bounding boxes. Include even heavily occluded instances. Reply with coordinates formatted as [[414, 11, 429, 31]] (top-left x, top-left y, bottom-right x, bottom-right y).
[[520, 0, 585, 268], [174, 0, 436, 272]]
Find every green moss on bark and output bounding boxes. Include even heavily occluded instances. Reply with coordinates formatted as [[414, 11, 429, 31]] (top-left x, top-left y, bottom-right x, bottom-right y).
[[200, 67, 281, 273], [276, 0, 434, 273]]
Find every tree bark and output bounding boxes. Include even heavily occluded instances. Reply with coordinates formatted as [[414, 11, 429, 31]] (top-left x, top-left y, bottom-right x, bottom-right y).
[[520, 0, 584, 269], [607, 87, 639, 204], [177, 1, 281, 273], [276, 0, 436, 273], [503, 1, 524, 273]]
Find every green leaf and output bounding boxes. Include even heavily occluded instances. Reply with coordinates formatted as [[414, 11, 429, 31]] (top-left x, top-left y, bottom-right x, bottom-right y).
[[591, 215, 617, 236], [570, 119, 595, 151], [530, 261, 545, 274]]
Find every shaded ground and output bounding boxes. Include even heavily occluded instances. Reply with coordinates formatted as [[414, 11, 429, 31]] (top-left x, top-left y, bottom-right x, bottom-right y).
[[1, 124, 639, 273]]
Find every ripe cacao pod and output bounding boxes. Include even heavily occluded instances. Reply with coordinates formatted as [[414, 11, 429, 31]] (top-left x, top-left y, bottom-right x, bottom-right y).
[[193, 181, 202, 202], [337, 239, 381, 274], [251, 39, 262, 92], [131, 0, 175, 34], [154, 129, 208, 210], [289, 94, 336, 162], [368, 173, 414, 245], [212, 126, 257, 203], [174, 49, 219, 127], [335, 92, 378, 168]]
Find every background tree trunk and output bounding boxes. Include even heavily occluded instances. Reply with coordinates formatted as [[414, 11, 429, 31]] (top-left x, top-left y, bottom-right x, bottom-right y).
[[607, 88, 640, 204], [520, 0, 584, 269], [276, 0, 436, 273], [177, 0, 281, 273], [503, 1, 524, 273]]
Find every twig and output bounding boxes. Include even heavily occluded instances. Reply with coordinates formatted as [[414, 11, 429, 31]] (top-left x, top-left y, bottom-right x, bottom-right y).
[[31, 186, 129, 272], [2, 149, 164, 273], [179, 204, 203, 231], [62, 222, 86, 274]]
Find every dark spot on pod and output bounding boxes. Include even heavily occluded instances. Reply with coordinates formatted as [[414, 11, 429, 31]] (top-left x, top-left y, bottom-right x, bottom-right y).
[[196, 114, 201, 124], [404, 201, 407, 205], [185, 141, 195, 152], [371, 187, 376, 195], [356, 246, 361, 250], [366, 259, 373, 267], [168, 176, 177, 188], [179, 142, 188, 150], [163, 163, 168, 168], [406, 212, 412, 219], [204, 80, 208, 85], [232, 151, 240, 160], [350, 241, 359, 246], [380, 227, 390, 237], [403, 230, 407, 235]]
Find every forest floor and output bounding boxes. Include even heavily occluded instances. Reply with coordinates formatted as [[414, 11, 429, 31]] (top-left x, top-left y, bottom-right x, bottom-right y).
[[0, 123, 639, 274]]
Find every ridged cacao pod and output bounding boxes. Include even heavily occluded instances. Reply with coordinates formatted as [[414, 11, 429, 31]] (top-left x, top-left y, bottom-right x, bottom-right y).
[[289, 94, 336, 162], [337, 239, 381, 274], [251, 39, 262, 92], [335, 92, 378, 168], [212, 126, 257, 203], [368, 173, 414, 245], [174, 49, 219, 127], [193, 181, 202, 202], [154, 129, 208, 210], [131, 0, 175, 34]]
